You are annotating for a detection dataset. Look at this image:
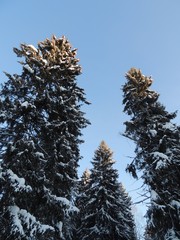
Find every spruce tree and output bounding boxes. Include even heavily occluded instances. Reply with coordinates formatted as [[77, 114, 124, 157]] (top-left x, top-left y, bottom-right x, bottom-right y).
[[78, 141, 137, 240], [0, 36, 89, 239], [76, 168, 91, 217], [119, 183, 137, 240], [74, 169, 90, 239], [122, 68, 180, 239]]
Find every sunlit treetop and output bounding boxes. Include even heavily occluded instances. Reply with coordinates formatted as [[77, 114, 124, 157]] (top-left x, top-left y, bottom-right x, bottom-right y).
[[13, 35, 81, 77], [123, 68, 159, 115]]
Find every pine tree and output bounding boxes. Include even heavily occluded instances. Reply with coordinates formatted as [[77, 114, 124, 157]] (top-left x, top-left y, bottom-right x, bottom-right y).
[[0, 36, 90, 239], [122, 68, 180, 239], [77, 141, 137, 240]]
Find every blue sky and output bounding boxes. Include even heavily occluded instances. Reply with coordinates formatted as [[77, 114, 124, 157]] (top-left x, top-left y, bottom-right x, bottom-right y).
[[1, 0, 180, 224]]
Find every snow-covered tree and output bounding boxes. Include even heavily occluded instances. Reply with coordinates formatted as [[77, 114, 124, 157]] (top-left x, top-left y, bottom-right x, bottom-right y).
[[122, 68, 180, 239], [77, 141, 137, 240], [0, 36, 89, 239], [74, 169, 91, 239], [76, 168, 91, 216], [119, 183, 137, 240], [79, 168, 91, 187]]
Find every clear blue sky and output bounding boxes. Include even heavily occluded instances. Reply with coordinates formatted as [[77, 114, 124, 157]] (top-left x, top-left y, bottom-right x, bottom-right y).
[[1, 0, 180, 225]]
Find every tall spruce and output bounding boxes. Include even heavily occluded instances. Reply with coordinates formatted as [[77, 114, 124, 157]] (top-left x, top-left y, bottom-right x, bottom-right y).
[[0, 36, 89, 239], [77, 141, 137, 240], [122, 68, 180, 239]]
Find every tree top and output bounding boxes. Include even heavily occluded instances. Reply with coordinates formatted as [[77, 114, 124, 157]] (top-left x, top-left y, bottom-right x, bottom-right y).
[[125, 67, 153, 98]]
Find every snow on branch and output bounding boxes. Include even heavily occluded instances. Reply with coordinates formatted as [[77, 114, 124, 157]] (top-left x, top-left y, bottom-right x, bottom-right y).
[[170, 200, 180, 209], [7, 169, 32, 192], [27, 45, 38, 52], [151, 151, 169, 170], [162, 122, 176, 131], [23, 64, 34, 74], [165, 229, 180, 240], [8, 205, 54, 237], [44, 187, 79, 214], [150, 190, 160, 202]]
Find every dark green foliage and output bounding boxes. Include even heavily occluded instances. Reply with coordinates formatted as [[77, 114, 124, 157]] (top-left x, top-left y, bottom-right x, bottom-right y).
[[123, 68, 180, 240], [0, 36, 89, 239]]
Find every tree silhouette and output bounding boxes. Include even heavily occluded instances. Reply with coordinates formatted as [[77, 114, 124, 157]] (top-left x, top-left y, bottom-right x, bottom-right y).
[[122, 68, 180, 239], [0, 36, 89, 239]]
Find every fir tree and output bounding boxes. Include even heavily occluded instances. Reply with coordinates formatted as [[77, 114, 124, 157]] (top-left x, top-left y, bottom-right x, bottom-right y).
[[122, 68, 180, 239], [0, 36, 89, 239], [77, 141, 137, 240]]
